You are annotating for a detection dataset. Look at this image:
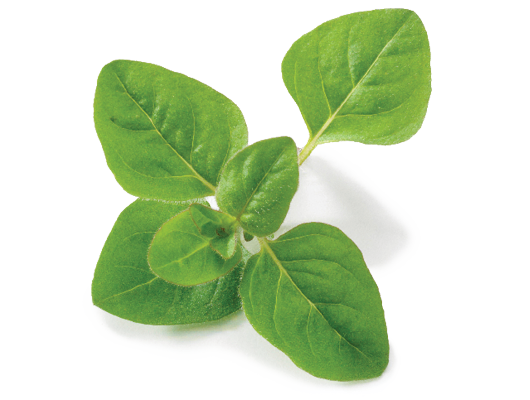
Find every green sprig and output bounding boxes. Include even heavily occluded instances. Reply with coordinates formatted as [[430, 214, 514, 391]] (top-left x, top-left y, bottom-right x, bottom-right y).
[[91, 8, 431, 382]]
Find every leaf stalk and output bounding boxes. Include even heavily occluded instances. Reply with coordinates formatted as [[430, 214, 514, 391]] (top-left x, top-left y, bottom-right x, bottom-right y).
[[298, 137, 319, 165]]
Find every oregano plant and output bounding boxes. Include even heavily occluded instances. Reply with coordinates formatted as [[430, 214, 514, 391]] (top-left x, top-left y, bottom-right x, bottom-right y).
[[92, 8, 431, 382]]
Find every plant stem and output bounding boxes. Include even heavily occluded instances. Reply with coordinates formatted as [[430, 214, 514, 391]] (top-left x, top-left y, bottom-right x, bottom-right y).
[[298, 79, 358, 165], [298, 137, 318, 166]]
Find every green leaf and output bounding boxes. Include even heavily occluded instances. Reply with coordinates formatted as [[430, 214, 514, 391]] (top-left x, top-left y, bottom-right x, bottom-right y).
[[243, 232, 254, 242], [92, 199, 245, 325], [189, 204, 238, 259], [240, 223, 389, 381], [283, 9, 431, 160], [94, 60, 248, 200], [216, 137, 299, 237], [148, 207, 242, 286]]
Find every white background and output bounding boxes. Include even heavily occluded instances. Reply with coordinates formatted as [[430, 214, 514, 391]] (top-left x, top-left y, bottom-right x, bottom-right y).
[[2, 0, 529, 398]]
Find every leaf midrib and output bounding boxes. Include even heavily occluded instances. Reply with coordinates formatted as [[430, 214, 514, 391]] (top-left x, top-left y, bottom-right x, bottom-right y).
[[113, 73, 216, 192], [258, 238, 369, 360], [152, 241, 210, 271], [95, 277, 159, 305], [236, 146, 288, 221], [308, 14, 413, 145]]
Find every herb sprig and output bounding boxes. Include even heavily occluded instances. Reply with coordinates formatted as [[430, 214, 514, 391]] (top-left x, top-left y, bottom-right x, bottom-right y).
[[92, 8, 431, 381]]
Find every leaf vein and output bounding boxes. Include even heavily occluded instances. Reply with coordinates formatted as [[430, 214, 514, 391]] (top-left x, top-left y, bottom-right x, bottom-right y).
[[206, 279, 221, 306], [154, 241, 210, 271], [109, 118, 157, 133], [121, 231, 156, 242], [308, 14, 413, 145], [114, 265, 153, 274], [281, 258, 356, 279], [248, 253, 264, 308], [272, 272, 284, 341], [274, 233, 337, 243], [112, 73, 215, 192], [185, 92, 197, 165], [96, 277, 159, 305], [259, 238, 370, 360], [236, 146, 288, 220], [314, 302, 360, 314], [216, 112, 233, 184], [316, 36, 332, 117], [306, 307, 316, 356], [110, 146, 203, 181], [333, 86, 418, 118]]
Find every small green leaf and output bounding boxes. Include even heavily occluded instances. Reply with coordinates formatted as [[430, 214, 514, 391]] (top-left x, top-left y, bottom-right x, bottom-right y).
[[240, 223, 389, 381], [94, 60, 248, 200], [216, 137, 299, 237], [148, 208, 242, 286], [243, 232, 254, 242], [189, 203, 238, 259], [283, 9, 431, 161], [92, 199, 245, 325], [210, 233, 238, 260]]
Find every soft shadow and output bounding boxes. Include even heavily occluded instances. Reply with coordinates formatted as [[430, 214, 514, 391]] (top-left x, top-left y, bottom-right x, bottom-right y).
[[83, 289, 401, 390], [279, 156, 408, 267]]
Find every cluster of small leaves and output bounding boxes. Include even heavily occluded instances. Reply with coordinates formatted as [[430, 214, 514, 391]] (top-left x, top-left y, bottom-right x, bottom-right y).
[[92, 8, 431, 381]]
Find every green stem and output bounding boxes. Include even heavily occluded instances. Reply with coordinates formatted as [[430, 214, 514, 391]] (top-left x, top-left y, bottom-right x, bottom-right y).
[[298, 74, 359, 166], [298, 136, 319, 166]]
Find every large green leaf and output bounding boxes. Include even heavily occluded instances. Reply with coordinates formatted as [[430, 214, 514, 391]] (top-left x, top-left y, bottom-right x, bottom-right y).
[[240, 223, 389, 381], [92, 199, 245, 325], [94, 60, 248, 200], [216, 137, 299, 237], [148, 207, 241, 286], [282, 9, 431, 159]]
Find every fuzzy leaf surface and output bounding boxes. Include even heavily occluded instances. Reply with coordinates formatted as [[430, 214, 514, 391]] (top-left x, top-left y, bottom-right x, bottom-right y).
[[282, 8, 431, 146], [243, 232, 254, 242], [216, 137, 299, 237], [240, 223, 389, 381], [92, 199, 245, 325], [94, 60, 248, 200], [189, 204, 238, 259], [148, 208, 241, 285]]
